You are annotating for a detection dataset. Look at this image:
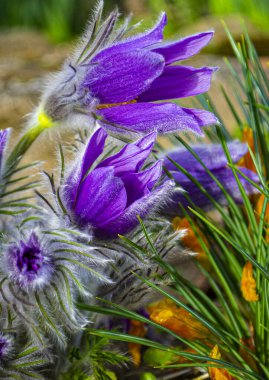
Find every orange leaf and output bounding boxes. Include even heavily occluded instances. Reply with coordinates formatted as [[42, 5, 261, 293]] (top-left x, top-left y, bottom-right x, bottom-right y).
[[238, 127, 256, 173], [172, 217, 210, 269], [208, 345, 236, 380], [241, 262, 259, 302], [128, 320, 146, 366], [149, 298, 210, 340]]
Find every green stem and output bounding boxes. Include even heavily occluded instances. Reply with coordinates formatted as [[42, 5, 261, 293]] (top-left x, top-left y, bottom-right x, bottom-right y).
[[4, 112, 55, 176]]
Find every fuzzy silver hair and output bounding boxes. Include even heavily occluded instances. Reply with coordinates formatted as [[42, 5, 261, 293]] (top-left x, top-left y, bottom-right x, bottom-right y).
[[39, 1, 126, 131], [0, 217, 113, 350]]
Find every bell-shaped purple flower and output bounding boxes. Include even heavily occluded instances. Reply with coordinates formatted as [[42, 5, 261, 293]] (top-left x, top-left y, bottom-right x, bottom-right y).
[[63, 128, 174, 238], [42, 3, 218, 137], [162, 141, 259, 216], [6, 232, 53, 290]]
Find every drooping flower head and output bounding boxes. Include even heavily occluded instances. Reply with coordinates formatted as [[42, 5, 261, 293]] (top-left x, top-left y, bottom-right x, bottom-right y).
[[41, 1, 218, 138], [6, 232, 53, 290], [162, 141, 259, 216], [62, 128, 174, 238]]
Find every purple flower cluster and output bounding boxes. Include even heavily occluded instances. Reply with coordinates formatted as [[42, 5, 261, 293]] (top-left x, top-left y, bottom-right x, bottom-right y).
[[63, 128, 173, 238], [0, 5, 262, 376], [43, 8, 218, 137]]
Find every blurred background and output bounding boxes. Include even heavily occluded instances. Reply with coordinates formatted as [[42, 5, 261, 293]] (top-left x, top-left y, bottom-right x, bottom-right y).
[[1, 0, 269, 42], [0, 0, 269, 164]]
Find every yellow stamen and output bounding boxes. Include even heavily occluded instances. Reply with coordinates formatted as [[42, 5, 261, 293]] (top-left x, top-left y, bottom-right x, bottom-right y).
[[241, 262, 259, 302]]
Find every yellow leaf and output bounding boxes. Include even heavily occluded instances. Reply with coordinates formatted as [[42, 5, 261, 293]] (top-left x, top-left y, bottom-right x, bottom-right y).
[[208, 345, 236, 380]]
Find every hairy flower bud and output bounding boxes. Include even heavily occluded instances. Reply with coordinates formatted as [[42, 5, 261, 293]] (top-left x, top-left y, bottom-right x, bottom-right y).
[[6, 232, 53, 290]]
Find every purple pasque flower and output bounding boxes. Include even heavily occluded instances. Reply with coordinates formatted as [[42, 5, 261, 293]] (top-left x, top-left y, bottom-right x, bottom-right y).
[[42, 2, 218, 137], [6, 231, 53, 290], [0, 129, 10, 175], [162, 141, 259, 216], [1, 221, 111, 347], [62, 127, 174, 238]]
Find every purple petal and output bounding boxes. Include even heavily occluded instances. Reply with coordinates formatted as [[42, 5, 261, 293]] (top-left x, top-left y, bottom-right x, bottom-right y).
[[64, 128, 107, 207], [121, 161, 162, 205], [94, 13, 167, 61], [135, 131, 157, 149], [0, 129, 9, 154], [97, 132, 156, 176], [80, 128, 108, 179], [119, 12, 167, 49], [95, 180, 174, 238], [165, 166, 259, 215], [180, 107, 218, 127], [75, 167, 127, 226], [85, 50, 164, 104], [98, 102, 209, 135], [238, 167, 260, 191], [139, 65, 218, 102], [165, 169, 230, 213], [163, 141, 249, 171], [0, 129, 10, 170], [152, 31, 214, 64]]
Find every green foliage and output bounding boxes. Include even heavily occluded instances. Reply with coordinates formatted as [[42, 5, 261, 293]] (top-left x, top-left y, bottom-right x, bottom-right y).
[[60, 336, 129, 380], [78, 27, 269, 379], [0, 0, 88, 42], [1, 0, 268, 43], [209, 0, 269, 31]]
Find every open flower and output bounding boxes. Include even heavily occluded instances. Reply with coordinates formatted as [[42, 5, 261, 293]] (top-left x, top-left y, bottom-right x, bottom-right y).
[[62, 128, 174, 238], [162, 141, 259, 216], [41, 2, 217, 137]]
